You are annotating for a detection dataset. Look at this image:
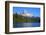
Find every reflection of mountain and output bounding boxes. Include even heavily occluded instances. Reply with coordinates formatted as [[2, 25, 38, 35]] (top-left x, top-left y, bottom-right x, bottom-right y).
[[13, 14, 40, 23]]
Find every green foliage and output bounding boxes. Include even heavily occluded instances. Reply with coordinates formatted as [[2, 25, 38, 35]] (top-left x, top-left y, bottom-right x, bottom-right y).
[[13, 14, 40, 23]]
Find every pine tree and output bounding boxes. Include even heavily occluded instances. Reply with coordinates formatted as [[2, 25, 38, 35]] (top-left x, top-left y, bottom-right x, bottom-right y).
[[16, 13, 18, 18]]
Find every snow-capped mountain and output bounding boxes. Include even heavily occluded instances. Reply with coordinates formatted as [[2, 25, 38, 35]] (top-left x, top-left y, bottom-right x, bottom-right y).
[[20, 10, 33, 17], [21, 13, 33, 17]]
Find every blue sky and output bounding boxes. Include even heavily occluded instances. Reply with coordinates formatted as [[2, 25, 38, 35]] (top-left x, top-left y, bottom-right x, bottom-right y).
[[13, 7, 40, 17]]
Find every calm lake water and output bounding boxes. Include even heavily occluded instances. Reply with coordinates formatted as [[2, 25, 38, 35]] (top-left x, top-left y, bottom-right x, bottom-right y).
[[13, 22, 40, 28]]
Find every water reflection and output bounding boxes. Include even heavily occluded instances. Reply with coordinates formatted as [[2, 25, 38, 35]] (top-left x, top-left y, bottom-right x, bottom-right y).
[[13, 22, 40, 28]]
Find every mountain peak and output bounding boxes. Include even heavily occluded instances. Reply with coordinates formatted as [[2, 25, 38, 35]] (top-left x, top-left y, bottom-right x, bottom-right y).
[[21, 13, 33, 17]]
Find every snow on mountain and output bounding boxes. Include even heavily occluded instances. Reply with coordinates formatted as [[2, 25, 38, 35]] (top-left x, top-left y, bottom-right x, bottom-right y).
[[21, 13, 33, 17], [20, 10, 33, 17]]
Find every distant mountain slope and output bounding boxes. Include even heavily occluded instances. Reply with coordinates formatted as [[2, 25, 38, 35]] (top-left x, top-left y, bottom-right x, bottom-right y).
[[13, 14, 40, 23]]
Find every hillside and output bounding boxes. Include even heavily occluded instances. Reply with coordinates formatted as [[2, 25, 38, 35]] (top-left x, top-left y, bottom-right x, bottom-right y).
[[13, 14, 40, 23]]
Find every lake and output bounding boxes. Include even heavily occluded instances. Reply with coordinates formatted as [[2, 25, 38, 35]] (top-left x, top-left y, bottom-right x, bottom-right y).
[[13, 22, 40, 28]]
